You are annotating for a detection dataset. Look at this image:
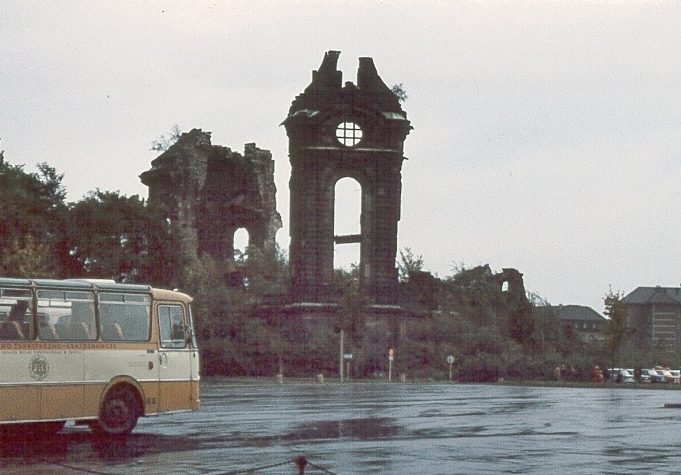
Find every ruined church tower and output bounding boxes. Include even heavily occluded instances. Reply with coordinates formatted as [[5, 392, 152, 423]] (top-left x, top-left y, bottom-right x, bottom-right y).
[[282, 51, 411, 304]]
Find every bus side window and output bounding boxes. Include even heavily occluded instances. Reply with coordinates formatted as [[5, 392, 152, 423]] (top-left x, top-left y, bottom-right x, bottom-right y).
[[0, 288, 34, 340], [158, 304, 186, 349], [0, 300, 32, 340], [98, 293, 151, 342], [37, 290, 96, 341], [99, 304, 125, 341]]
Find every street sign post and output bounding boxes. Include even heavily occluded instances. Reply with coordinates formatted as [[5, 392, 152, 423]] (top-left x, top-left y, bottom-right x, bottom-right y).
[[447, 355, 455, 381], [388, 348, 394, 382], [344, 353, 352, 381], [339, 330, 344, 383]]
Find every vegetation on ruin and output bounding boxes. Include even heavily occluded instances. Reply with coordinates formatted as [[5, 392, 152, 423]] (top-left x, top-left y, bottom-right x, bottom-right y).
[[1, 151, 674, 382]]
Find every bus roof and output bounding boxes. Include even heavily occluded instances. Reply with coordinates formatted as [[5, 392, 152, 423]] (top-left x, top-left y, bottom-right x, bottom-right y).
[[0, 277, 187, 296], [0, 278, 192, 301]]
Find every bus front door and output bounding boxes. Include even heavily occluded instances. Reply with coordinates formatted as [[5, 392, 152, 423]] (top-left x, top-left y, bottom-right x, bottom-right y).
[[157, 304, 194, 412]]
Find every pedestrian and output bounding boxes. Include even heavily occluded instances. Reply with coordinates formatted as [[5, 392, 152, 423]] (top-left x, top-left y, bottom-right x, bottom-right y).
[[592, 366, 603, 383]]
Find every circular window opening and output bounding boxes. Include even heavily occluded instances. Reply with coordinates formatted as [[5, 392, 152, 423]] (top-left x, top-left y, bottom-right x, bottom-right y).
[[336, 122, 363, 147]]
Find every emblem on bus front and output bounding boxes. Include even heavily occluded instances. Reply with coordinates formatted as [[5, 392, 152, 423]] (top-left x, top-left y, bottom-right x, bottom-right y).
[[29, 355, 49, 381]]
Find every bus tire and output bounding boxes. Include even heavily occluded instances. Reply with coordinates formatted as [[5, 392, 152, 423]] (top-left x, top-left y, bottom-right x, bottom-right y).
[[92, 386, 139, 436]]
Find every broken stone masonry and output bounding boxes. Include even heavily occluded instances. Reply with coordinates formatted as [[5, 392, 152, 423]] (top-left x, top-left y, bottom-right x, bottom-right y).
[[140, 129, 282, 282], [282, 51, 412, 305], [140, 52, 414, 370], [270, 50, 414, 362], [139, 52, 529, 377], [402, 266, 528, 314]]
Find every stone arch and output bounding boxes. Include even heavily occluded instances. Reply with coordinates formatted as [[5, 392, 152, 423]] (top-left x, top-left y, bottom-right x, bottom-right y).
[[333, 177, 362, 271], [233, 227, 249, 259], [494, 268, 526, 297], [140, 130, 282, 287], [283, 51, 411, 304]]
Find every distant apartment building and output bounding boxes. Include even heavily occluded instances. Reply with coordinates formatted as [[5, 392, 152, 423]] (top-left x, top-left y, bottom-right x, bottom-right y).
[[623, 286, 681, 352], [551, 305, 607, 342]]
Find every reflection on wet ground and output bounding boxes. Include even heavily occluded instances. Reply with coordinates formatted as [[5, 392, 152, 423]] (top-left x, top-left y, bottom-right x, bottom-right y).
[[0, 431, 201, 461], [3, 382, 681, 474], [287, 418, 400, 442]]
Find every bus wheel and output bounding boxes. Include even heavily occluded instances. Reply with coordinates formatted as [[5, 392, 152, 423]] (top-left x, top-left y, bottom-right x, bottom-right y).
[[93, 386, 139, 436]]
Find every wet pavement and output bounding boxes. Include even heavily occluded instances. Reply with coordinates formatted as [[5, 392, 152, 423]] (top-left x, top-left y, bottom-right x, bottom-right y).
[[2, 380, 681, 474]]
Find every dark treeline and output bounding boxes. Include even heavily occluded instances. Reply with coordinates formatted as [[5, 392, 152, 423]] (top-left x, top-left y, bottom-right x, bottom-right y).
[[3, 152, 653, 381], [0, 152, 170, 283]]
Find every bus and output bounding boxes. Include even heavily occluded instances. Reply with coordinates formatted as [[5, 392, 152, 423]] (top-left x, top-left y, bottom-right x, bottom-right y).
[[0, 278, 200, 436]]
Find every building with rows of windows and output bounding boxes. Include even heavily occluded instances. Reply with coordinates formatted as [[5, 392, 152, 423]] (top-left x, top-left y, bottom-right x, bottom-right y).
[[624, 286, 681, 352]]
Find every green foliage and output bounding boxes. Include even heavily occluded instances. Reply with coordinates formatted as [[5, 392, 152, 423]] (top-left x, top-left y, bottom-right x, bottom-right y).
[[150, 124, 182, 152], [390, 263, 586, 381], [65, 190, 164, 283], [603, 289, 634, 367], [236, 244, 289, 303], [0, 236, 60, 278], [446, 265, 500, 324], [0, 149, 622, 381], [507, 297, 536, 345], [397, 247, 424, 283], [0, 153, 67, 277], [390, 83, 408, 103], [182, 247, 289, 376]]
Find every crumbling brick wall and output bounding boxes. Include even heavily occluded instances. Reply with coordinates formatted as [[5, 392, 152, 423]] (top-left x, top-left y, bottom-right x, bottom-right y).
[[140, 129, 282, 273]]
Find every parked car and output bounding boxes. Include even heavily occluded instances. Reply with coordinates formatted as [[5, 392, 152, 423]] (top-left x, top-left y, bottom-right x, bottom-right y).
[[639, 369, 652, 383], [654, 366, 679, 384], [622, 369, 636, 383], [607, 368, 636, 383], [641, 368, 666, 383], [668, 369, 681, 384]]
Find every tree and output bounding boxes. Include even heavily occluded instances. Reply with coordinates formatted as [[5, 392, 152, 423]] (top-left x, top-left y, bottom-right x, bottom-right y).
[[150, 124, 182, 152], [65, 190, 164, 282], [334, 264, 372, 337], [397, 247, 424, 283], [391, 83, 408, 103], [235, 244, 289, 303], [0, 236, 57, 277], [603, 289, 633, 368], [507, 296, 536, 345], [0, 152, 68, 277]]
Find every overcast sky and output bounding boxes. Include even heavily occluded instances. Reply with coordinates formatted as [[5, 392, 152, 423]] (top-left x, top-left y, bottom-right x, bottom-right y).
[[2, 1, 681, 313]]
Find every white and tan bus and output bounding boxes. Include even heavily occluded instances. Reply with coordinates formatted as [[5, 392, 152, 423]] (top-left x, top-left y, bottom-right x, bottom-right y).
[[0, 278, 200, 436]]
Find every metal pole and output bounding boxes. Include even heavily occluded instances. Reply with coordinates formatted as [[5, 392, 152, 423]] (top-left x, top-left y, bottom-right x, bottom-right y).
[[294, 456, 307, 475], [339, 330, 344, 383]]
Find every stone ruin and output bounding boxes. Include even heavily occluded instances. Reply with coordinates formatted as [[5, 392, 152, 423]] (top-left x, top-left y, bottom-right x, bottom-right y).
[[402, 265, 528, 313], [137, 53, 534, 380], [140, 129, 282, 277], [282, 51, 412, 304]]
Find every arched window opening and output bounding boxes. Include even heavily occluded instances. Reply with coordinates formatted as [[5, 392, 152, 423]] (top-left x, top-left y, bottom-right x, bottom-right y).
[[334, 177, 361, 271], [233, 228, 249, 262]]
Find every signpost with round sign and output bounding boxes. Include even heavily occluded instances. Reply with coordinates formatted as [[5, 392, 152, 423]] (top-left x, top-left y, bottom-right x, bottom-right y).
[[447, 355, 455, 381]]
